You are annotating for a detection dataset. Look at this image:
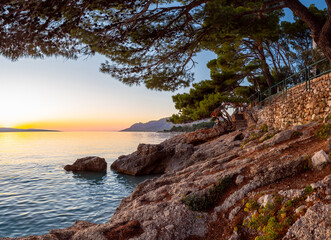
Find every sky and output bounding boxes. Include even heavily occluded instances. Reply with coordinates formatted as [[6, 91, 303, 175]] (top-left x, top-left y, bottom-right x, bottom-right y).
[[0, 1, 327, 131], [0, 52, 214, 131]]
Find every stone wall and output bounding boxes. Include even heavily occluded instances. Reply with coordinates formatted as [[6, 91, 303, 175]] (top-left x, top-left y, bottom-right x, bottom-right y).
[[255, 73, 331, 129]]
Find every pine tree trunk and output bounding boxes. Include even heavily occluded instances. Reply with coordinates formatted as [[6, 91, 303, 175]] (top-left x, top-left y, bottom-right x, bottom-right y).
[[257, 11, 274, 89], [257, 43, 274, 89], [317, 38, 331, 62], [316, 12, 331, 62], [284, 0, 331, 62]]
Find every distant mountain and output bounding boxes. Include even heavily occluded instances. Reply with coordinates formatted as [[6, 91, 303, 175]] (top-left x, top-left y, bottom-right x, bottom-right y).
[[121, 118, 212, 132], [0, 128, 59, 132], [121, 118, 173, 132]]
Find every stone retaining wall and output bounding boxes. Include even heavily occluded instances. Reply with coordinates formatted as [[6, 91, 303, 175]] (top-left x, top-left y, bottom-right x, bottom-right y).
[[255, 73, 331, 129]]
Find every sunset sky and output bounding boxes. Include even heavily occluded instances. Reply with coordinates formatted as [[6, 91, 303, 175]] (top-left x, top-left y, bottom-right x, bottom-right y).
[[0, 52, 213, 131], [0, 1, 326, 131]]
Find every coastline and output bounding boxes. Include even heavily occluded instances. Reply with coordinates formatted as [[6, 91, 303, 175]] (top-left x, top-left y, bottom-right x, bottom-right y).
[[2, 121, 330, 240]]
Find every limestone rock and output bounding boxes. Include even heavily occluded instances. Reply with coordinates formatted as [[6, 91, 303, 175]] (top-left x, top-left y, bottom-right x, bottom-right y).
[[186, 126, 226, 144], [311, 150, 330, 170], [165, 143, 194, 173], [111, 127, 232, 176], [64, 156, 107, 172], [110, 143, 171, 175], [310, 182, 322, 189], [294, 205, 306, 214], [6, 121, 331, 240], [257, 194, 273, 208], [235, 175, 244, 185], [279, 189, 303, 199], [228, 231, 240, 240], [283, 202, 331, 240], [229, 206, 241, 222], [264, 130, 294, 146]]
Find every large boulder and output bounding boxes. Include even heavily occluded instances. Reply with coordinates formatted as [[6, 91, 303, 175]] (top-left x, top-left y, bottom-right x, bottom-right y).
[[110, 143, 174, 175], [64, 156, 107, 172], [264, 129, 294, 146], [186, 126, 225, 144], [111, 127, 231, 176], [5, 123, 331, 240], [311, 150, 330, 170], [165, 143, 195, 173], [283, 202, 331, 240]]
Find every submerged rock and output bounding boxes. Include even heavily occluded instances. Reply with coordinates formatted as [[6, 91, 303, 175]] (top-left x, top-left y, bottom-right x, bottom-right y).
[[64, 156, 107, 172]]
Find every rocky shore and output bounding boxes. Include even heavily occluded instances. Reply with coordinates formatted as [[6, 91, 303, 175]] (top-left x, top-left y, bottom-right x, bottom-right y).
[[1, 122, 330, 240]]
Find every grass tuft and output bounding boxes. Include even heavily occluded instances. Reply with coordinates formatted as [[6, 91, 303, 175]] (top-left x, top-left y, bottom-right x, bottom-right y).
[[315, 124, 331, 140], [182, 176, 233, 212], [244, 188, 315, 240], [259, 124, 268, 133], [292, 131, 303, 138]]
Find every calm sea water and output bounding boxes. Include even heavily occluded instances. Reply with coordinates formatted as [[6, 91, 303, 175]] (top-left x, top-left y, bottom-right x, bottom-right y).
[[0, 131, 174, 238]]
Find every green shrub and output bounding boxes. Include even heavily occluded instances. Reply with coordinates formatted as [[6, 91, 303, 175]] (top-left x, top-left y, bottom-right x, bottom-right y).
[[260, 132, 276, 143], [315, 124, 331, 140], [244, 200, 259, 212], [244, 189, 315, 240], [263, 144, 270, 149], [241, 132, 264, 148], [259, 124, 268, 133], [300, 155, 312, 171], [181, 176, 233, 211], [292, 131, 303, 138], [250, 132, 261, 140], [163, 121, 215, 132], [303, 185, 314, 195]]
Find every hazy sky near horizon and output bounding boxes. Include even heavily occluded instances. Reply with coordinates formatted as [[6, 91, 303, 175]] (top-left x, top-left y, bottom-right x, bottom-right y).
[[0, 1, 326, 131], [0, 51, 214, 131]]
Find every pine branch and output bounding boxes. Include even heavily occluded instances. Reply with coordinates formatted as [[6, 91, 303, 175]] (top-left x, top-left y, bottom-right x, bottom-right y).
[[284, 0, 323, 40]]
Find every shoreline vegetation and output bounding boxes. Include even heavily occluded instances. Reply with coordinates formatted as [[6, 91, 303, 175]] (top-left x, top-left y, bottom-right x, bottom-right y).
[[161, 121, 215, 132]]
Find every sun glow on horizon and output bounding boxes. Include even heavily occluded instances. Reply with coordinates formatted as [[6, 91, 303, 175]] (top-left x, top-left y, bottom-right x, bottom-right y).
[[0, 56, 180, 131], [0, 49, 214, 130], [13, 120, 132, 131]]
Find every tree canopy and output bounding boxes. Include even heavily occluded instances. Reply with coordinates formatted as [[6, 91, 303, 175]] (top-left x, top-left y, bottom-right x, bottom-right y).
[[1, 0, 330, 91], [1, 1, 330, 123], [169, 6, 327, 123]]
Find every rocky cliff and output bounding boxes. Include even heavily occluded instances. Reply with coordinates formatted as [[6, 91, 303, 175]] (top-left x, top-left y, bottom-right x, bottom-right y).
[[2, 121, 331, 240]]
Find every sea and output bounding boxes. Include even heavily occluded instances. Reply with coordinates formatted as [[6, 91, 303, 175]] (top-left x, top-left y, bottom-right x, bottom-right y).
[[0, 131, 175, 238]]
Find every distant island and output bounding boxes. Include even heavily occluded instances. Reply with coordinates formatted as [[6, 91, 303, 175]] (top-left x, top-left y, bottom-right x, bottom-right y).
[[0, 128, 59, 132]]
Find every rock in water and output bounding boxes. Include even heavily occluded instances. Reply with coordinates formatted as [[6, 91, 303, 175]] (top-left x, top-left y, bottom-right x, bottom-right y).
[[110, 143, 171, 175], [64, 156, 107, 172], [111, 126, 227, 175], [5, 122, 331, 240]]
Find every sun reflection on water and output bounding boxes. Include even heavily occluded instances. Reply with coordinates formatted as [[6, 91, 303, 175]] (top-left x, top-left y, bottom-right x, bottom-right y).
[[0, 131, 175, 238]]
